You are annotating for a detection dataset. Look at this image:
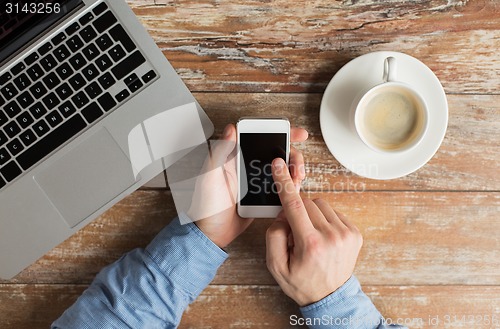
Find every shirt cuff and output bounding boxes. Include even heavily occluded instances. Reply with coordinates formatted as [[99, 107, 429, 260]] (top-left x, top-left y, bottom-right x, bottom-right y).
[[145, 213, 228, 299], [299, 276, 383, 328]]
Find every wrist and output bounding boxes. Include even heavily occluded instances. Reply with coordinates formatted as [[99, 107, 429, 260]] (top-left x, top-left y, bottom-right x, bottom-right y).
[[299, 275, 357, 311], [194, 221, 227, 248]]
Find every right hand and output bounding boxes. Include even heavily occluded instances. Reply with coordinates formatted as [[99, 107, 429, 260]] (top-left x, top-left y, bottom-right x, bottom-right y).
[[265, 158, 363, 307]]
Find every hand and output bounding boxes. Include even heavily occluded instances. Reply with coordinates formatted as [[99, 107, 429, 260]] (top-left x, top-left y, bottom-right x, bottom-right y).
[[191, 124, 308, 248], [266, 158, 363, 306]]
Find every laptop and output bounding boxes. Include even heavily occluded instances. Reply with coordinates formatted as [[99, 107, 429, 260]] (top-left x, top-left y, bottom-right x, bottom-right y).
[[0, 0, 213, 279]]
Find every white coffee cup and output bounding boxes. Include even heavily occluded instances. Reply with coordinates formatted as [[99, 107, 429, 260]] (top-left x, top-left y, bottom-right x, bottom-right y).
[[353, 57, 429, 154]]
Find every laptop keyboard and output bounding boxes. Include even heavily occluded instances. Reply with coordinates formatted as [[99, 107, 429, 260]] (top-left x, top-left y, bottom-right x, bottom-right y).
[[0, 2, 158, 190]]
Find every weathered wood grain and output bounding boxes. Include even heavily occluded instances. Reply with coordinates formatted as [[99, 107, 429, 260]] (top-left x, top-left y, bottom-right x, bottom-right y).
[[125, 0, 500, 94], [3, 190, 498, 286], [193, 92, 500, 191], [1, 284, 498, 329]]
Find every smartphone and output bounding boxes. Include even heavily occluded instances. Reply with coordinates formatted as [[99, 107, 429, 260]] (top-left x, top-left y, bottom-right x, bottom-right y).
[[237, 118, 290, 218]]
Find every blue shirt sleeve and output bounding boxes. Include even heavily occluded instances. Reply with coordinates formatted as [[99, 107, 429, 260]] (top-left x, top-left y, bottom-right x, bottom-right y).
[[52, 214, 227, 329], [299, 276, 407, 329]]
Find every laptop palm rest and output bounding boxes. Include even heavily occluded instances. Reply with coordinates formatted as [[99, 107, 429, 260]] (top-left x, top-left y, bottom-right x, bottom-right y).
[[34, 128, 137, 228]]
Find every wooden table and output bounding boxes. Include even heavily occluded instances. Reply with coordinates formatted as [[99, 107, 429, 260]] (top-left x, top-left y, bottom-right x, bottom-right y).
[[1, 0, 499, 328]]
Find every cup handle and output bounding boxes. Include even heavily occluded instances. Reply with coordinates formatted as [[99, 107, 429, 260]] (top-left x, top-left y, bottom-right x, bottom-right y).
[[383, 57, 397, 82]]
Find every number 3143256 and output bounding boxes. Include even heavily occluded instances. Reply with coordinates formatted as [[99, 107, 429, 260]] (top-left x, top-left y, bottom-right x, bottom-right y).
[[5, 2, 61, 14]]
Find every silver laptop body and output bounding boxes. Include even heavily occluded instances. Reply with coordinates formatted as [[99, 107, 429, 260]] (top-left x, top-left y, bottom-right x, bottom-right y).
[[0, 0, 213, 279]]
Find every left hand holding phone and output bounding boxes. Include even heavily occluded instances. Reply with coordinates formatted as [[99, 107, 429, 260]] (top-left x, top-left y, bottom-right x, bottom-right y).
[[192, 123, 308, 248]]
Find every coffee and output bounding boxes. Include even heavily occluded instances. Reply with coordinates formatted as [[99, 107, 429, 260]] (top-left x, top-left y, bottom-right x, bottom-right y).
[[357, 85, 426, 151]]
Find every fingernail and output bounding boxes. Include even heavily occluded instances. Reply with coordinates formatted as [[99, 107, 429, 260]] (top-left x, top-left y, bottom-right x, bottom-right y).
[[273, 158, 285, 170], [223, 125, 231, 138], [300, 164, 306, 177]]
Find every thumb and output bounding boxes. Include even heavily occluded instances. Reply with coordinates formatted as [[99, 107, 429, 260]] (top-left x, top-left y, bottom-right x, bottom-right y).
[[208, 124, 236, 168]]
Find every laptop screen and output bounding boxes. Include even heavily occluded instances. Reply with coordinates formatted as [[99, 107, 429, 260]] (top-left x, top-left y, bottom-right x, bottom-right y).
[[0, 0, 83, 65]]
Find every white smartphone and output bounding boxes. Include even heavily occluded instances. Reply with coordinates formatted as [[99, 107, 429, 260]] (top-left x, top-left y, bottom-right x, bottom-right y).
[[237, 118, 290, 218]]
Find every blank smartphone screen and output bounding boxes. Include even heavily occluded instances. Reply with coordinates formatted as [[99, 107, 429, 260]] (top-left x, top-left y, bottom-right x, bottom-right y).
[[240, 133, 287, 206]]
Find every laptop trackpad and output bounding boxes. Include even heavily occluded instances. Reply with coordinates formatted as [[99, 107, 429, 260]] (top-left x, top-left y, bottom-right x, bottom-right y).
[[34, 128, 137, 228]]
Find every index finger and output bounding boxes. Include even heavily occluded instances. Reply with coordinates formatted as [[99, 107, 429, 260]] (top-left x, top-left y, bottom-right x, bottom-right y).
[[272, 158, 315, 235], [291, 127, 308, 143]]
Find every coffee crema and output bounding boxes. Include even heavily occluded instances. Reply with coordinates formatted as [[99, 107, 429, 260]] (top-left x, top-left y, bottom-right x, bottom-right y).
[[359, 87, 426, 151]]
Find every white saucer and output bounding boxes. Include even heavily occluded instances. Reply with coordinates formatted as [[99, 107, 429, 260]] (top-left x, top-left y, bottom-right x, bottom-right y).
[[319, 51, 448, 180]]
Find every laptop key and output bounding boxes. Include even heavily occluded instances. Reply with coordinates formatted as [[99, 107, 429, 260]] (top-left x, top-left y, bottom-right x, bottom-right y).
[[46, 111, 63, 128], [109, 25, 136, 52], [17, 111, 34, 129], [0, 72, 12, 85], [65, 22, 81, 36], [33, 119, 50, 137], [0, 110, 7, 127], [93, 11, 117, 33], [13, 73, 31, 91], [128, 79, 143, 93], [24, 52, 39, 66], [67, 35, 84, 52], [96, 33, 112, 51], [72, 91, 89, 108], [82, 102, 103, 123], [43, 72, 61, 89], [54, 45, 71, 62], [30, 81, 48, 98], [79, 12, 94, 26], [68, 73, 86, 91], [82, 43, 99, 61], [38, 42, 53, 56], [69, 53, 87, 71], [97, 72, 116, 90], [1, 82, 18, 100], [0, 95, 4, 107], [80, 25, 97, 43], [27, 64, 44, 81], [0, 131, 7, 147], [111, 50, 146, 80], [55, 82, 73, 100], [58, 101, 76, 118], [17, 91, 34, 108], [97, 92, 117, 112], [142, 70, 157, 83], [95, 54, 112, 71], [7, 138, 24, 156], [109, 44, 126, 62], [125, 73, 143, 93], [55, 62, 74, 80], [84, 82, 102, 99], [0, 161, 22, 182], [52, 32, 67, 46], [42, 92, 60, 110], [4, 101, 21, 118], [29, 102, 48, 119], [82, 63, 99, 81], [11, 62, 26, 76], [115, 89, 130, 102], [0, 147, 11, 165], [17, 114, 87, 171], [124, 73, 138, 85], [93, 2, 108, 16], [40, 54, 57, 71], [4, 121, 21, 138], [20, 129, 37, 147]]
